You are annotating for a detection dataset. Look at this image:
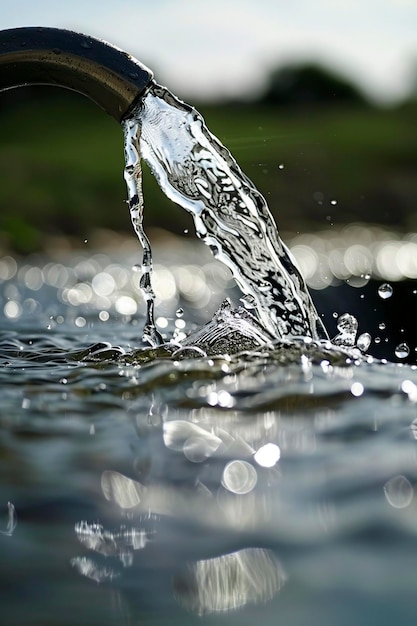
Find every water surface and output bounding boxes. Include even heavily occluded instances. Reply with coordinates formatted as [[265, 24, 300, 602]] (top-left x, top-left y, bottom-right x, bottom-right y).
[[2, 246, 417, 625]]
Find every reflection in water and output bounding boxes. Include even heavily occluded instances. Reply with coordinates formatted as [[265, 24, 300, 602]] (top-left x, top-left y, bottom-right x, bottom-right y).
[[0, 501, 17, 536], [221, 460, 258, 494], [101, 470, 146, 509], [70, 556, 120, 583], [65, 333, 417, 623], [173, 548, 286, 615], [254, 443, 281, 468], [163, 419, 222, 460], [5, 329, 417, 624], [69, 396, 288, 618], [403, 380, 417, 403], [383, 475, 414, 509], [97, 467, 267, 528], [75, 521, 148, 560], [71, 521, 151, 588]]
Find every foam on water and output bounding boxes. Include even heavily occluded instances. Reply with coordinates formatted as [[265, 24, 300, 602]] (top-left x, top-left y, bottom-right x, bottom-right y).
[[123, 82, 328, 347]]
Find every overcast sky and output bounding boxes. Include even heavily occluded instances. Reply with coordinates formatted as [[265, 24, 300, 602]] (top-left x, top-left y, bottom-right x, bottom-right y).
[[1, 0, 416, 104]]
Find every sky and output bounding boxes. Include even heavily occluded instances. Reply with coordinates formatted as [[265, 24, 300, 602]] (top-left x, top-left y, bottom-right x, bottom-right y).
[[1, 0, 416, 104]]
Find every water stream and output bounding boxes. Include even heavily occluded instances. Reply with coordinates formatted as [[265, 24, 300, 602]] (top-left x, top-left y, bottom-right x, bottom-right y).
[[123, 82, 328, 348]]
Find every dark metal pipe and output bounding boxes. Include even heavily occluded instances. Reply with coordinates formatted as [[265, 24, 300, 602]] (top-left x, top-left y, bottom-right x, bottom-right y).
[[0, 27, 153, 121]]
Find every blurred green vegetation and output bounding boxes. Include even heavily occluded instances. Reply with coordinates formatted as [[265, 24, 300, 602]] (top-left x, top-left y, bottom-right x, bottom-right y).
[[0, 71, 416, 253]]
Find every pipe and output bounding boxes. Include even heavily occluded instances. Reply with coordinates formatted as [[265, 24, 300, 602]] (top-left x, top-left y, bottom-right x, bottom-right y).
[[0, 27, 153, 122]]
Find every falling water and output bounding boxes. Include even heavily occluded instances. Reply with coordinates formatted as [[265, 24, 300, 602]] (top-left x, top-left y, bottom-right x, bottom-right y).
[[123, 116, 163, 346], [123, 82, 328, 346]]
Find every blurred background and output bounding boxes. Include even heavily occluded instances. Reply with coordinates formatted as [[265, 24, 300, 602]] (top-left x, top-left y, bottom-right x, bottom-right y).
[[0, 0, 416, 359]]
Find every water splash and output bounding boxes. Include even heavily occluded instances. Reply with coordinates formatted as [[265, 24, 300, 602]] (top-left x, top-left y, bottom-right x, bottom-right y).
[[123, 82, 328, 345], [357, 332, 372, 353], [180, 298, 274, 356], [332, 313, 358, 348]]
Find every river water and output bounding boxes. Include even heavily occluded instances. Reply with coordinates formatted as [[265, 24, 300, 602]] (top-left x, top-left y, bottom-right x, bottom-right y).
[[2, 241, 417, 626]]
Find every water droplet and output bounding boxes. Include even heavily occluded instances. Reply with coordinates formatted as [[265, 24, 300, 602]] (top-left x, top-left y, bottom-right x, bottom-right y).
[[330, 199, 337, 205], [333, 313, 358, 347], [84, 239, 88, 244], [374, 337, 381, 344], [395, 343, 410, 359], [175, 308, 184, 318], [357, 332, 371, 352], [379, 322, 386, 330], [332, 312, 338, 318], [183, 436, 218, 462], [378, 283, 393, 299], [278, 164, 284, 170]]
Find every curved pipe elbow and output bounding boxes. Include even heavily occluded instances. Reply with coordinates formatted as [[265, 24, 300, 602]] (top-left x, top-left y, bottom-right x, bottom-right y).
[[0, 27, 153, 122]]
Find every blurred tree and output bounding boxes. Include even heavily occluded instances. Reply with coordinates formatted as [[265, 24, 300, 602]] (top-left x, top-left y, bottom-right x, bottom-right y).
[[260, 62, 367, 106]]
